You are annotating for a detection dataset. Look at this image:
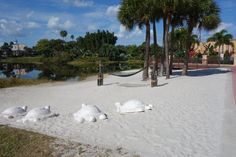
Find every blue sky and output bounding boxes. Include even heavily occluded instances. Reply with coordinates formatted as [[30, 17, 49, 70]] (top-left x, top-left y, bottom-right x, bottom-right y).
[[0, 0, 235, 47]]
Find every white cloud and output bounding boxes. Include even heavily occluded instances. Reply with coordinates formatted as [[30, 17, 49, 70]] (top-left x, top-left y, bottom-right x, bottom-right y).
[[210, 22, 233, 34], [26, 21, 40, 29], [26, 11, 34, 18], [47, 16, 74, 30], [63, 0, 93, 7], [87, 24, 98, 31], [115, 25, 143, 39], [106, 5, 120, 17], [63, 20, 74, 29], [0, 19, 25, 37]]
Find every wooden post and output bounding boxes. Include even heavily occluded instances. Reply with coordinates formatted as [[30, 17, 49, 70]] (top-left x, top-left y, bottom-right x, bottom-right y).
[[151, 56, 158, 87], [97, 60, 103, 86], [234, 54, 236, 66]]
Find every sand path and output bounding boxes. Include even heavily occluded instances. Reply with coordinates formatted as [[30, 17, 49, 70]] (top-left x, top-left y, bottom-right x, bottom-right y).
[[0, 68, 235, 157]]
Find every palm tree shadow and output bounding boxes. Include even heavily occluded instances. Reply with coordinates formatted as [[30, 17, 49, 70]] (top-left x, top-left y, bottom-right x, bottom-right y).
[[118, 83, 149, 87], [157, 83, 168, 87], [103, 82, 120, 86], [172, 68, 231, 77]]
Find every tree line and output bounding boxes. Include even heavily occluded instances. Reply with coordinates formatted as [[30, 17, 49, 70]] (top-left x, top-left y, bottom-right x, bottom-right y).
[[118, 0, 221, 80]]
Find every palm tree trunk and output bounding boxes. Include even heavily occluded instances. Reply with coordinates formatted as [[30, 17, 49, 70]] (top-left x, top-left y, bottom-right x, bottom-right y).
[[153, 21, 158, 77], [165, 15, 170, 79], [169, 26, 175, 75], [160, 18, 166, 77], [142, 21, 150, 80], [153, 20, 158, 68], [182, 24, 193, 76]]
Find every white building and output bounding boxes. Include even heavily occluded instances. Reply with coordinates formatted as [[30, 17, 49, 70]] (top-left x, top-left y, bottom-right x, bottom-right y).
[[11, 42, 27, 56], [11, 43, 26, 51]]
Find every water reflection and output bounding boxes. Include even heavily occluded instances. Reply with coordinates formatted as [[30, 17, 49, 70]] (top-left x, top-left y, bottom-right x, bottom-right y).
[[0, 62, 142, 81]]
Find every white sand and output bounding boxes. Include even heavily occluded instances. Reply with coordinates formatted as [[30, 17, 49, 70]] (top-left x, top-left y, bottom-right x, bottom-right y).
[[0, 68, 235, 157]]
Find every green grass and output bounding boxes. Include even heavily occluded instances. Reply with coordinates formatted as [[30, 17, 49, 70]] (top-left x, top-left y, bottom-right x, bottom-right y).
[[0, 125, 54, 157], [0, 56, 43, 64], [0, 78, 49, 88]]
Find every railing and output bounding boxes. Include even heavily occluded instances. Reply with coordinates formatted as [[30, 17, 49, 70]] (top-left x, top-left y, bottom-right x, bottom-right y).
[[153, 57, 222, 70]]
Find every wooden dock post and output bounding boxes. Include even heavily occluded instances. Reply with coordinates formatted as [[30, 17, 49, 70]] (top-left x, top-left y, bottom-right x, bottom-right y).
[[97, 60, 103, 86], [151, 56, 158, 87]]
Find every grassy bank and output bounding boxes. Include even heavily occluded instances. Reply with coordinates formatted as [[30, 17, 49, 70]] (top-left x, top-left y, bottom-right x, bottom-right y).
[[0, 56, 43, 64], [0, 56, 143, 66], [0, 78, 49, 88], [0, 125, 140, 157], [0, 125, 54, 157]]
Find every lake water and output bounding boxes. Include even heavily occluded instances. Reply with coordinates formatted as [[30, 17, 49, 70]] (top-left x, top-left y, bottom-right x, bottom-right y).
[[0, 62, 142, 81]]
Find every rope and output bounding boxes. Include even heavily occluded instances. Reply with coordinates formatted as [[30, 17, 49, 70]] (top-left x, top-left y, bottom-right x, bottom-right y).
[[109, 66, 147, 77]]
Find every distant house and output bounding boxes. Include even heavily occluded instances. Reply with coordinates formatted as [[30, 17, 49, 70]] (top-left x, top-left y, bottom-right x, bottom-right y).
[[195, 39, 236, 56], [11, 42, 26, 56]]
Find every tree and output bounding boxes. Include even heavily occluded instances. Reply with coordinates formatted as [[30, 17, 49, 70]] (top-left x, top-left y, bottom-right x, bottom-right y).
[[207, 29, 233, 55], [60, 30, 68, 40], [169, 13, 185, 75], [181, 0, 221, 75], [35, 39, 65, 57], [157, 0, 187, 79], [76, 30, 117, 56], [0, 42, 12, 57], [35, 39, 52, 57], [118, 0, 152, 80], [150, 0, 162, 79], [70, 35, 74, 41]]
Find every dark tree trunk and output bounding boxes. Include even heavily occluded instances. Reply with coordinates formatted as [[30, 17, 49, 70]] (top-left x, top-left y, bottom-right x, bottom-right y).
[[160, 18, 166, 77], [165, 15, 170, 79], [153, 20, 158, 84], [142, 21, 150, 80], [169, 26, 175, 75], [182, 24, 193, 76], [153, 20, 158, 59]]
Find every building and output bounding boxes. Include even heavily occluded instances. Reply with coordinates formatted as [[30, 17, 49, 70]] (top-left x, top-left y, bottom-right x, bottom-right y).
[[195, 39, 236, 56], [195, 39, 236, 65], [11, 43, 26, 51], [11, 42, 26, 56]]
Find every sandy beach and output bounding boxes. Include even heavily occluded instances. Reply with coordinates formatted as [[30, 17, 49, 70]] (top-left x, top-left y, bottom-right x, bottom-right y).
[[0, 68, 236, 157]]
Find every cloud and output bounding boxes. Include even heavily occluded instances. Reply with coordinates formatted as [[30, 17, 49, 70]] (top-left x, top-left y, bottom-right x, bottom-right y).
[[106, 5, 120, 17], [26, 21, 40, 29], [26, 11, 34, 18], [47, 16, 74, 30], [0, 19, 25, 37], [87, 24, 98, 31], [63, 0, 93, 8], [210, 22, 234, 34], [115, 25, 143, 39]]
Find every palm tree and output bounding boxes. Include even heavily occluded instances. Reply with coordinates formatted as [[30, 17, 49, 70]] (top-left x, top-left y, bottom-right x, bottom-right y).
[[60, 30, 68, 40], [207, 29, 233, 56], [70, 35, 74, 41], [150, 0, 162, 84], [169, 14, 184, 75], [181, 0, 221, 75], [158, 0, 187, 79], [118, 0, 152, 80]]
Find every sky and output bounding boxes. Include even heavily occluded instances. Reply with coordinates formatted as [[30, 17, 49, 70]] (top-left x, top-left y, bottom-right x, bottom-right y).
[[0, 0, 235, 47]]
